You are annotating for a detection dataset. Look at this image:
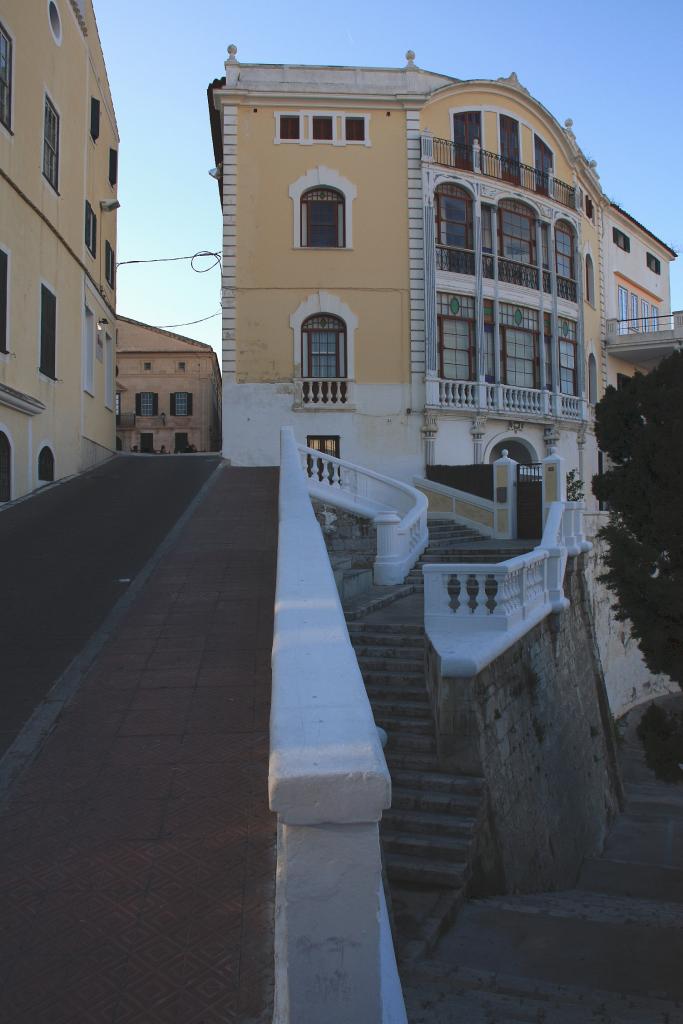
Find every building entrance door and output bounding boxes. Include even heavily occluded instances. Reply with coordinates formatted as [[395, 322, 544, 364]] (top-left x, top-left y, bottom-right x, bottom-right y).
[[140, 433, 154, 453], [516, 463, 543, 540], [174, 432, 189, 453]]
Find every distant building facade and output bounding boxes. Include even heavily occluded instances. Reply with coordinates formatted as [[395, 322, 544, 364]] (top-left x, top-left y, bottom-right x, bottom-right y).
[[116, 317, 221, 453], [0, 0, 118, 503], [207, 51, 677, 496]]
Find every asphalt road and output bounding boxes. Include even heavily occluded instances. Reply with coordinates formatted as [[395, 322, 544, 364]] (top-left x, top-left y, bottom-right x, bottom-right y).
[[0, 454, 220, 756]]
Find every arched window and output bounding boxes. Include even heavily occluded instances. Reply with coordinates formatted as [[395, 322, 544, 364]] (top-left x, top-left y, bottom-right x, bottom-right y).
[[585, 254, 595, 305], [498, 199, 536, 266], [38, 446, 55, 482], [555, 221, 575, 280], [301, 188, 345, 248], [588, 353, 597, 405], [0, 432, 10, 501], [435, 184, 473, 249], [301, 314, 347, 378]]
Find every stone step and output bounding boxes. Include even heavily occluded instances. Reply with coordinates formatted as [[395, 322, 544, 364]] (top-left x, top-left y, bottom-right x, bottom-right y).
[[343, 583, 416, 621], [357, 656, 424, 673], [370, 697, 431, 716], [391, 768, 485, 797], [383, 830, 471, 863], [350, 634, 425, 649], [376, 713, 433, 735], [476, 890, 683, 929], [362, 670, 425, 687], [388, 732, 436, 754], [383, 807, 477, 838], [386, 750, 442, 772], [351, 643, 424, 660], [346, 622, 424, 637], [385, 853, 467, 888], [391, 785, 482, 815], [365, 682, 429, 702]]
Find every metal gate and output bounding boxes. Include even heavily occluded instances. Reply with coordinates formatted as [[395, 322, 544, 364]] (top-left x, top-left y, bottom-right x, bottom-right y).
[[516, 463, 543, 540]]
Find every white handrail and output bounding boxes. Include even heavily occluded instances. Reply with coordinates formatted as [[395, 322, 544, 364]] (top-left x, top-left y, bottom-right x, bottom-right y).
[[297, 442, 429, 585], [271, 426, 406, 1023]]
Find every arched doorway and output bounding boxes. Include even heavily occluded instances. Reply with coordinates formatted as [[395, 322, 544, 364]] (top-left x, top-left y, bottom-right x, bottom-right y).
[[488, 438, 537, 465], [0, 432, 10, 502]]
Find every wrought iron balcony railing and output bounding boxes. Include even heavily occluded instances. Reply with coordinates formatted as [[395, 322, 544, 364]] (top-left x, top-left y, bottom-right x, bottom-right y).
[[436, 245, 475, 275], [557, 276, 577, 302], [116, 412, 136, 428], [498, 256, 539, 290], [425, 135, 577, 211]]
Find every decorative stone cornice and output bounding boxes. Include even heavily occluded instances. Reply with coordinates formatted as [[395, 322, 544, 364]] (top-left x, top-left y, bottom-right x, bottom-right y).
[[0, 382, 46, 417], [69, 0, 87, 34]]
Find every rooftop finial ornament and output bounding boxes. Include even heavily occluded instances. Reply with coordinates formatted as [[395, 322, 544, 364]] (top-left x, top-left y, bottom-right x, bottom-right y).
[[564, 118, 573, 129], [405, 49, 416, 68], [227, 43, 238, 64]]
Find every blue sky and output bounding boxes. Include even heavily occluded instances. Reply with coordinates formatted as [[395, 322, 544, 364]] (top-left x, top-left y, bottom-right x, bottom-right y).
[[96, 0, 683, 356]]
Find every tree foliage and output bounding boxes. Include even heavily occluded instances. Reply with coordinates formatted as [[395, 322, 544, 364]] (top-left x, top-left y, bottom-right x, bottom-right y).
[[592, 350, 683, 689]]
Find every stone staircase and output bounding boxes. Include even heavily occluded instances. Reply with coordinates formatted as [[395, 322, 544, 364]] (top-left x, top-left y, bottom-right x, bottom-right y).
[[347, 618, 485, 892], [405, 519, 533, 590], [344, 515, 523, 959]]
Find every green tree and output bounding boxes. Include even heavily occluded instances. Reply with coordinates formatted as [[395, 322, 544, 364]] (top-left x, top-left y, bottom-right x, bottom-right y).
[[592, 350, 683, 689]]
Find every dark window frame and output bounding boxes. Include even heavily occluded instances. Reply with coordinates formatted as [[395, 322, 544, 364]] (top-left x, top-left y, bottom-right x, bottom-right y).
[[498, 199, 536, 266], [301, 314, 347, 378], [0, 20, 12, 132], [306, 435, 340, 459], [40, 284, 57, 379], [559, 338, 577, 396], [312, 115, 333, 141], [555, 221, 574, 280], [437, 312, 476, 381], [38, 446, 55, 482], [646, 252, 661, 275], [499, 114, 520, 183], [452, 111, 481, 170], [435, 183, 474, 251], [279, 115, 300, 140], [502, 325, 540, 390], [170, 391, 193, 417], [90, 97, 100, 141], [136, 391, 158, 416], [300, 187, 345, 248], [534, 136, 553, 195], [85, 201, 97, 258], [0, 431, 10, 501], [613, 227, 630, 252], [108, 148, 118, 186], [0, 247, 7, 353], [105, 240, 115, 287], [344, 116, 365, 142], [43, 95, 60, 191]]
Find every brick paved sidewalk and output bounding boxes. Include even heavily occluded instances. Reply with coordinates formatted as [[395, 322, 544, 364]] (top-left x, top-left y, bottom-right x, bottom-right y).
[[0, 466, 278, 1024]]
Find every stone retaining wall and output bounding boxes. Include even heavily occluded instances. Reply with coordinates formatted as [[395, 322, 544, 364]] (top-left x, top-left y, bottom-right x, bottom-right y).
[[426, 554, 622, 894]]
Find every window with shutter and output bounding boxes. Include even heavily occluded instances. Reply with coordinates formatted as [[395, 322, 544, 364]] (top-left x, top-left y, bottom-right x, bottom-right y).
[[90, 97, 100, 141], [40, 285, 56, 378], [109, 148, 118, 186], [105, 241, 115, 287], [85, 202, 97, 257]]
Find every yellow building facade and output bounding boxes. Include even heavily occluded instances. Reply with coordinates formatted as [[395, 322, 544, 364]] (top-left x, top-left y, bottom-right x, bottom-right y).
[[208, 51, 676, 490], [0, 0, 118, 503], [115, 317, 222, 454]]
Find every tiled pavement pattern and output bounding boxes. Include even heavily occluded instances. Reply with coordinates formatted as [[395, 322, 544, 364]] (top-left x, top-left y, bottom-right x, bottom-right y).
[[0, 466, 278, 1024]]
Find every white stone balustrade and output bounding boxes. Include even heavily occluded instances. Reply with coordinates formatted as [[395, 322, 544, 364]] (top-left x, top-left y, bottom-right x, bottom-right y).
[[294, 377, 353, 407], [424, 498, 578, 676], [430, 378, 583, 421], [271, 427, 407, 1024], [297, 442, 429, 585]]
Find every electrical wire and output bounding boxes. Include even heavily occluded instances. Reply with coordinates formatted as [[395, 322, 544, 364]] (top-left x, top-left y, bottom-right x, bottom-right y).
[[116, 250, 221, 272], [116, 250, 223, 329], [153, 310, 222, 329]]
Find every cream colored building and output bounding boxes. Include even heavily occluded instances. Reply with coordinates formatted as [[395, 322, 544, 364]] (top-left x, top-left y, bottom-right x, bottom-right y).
[[116, 317, 221, 454], [0, 0, 118, 503], [207, 51, 677, 494]]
